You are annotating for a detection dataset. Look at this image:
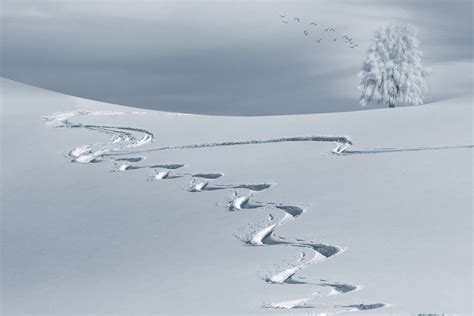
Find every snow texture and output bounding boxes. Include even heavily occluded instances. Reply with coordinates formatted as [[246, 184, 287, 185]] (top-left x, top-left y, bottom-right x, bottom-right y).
[[359, 23, 429, 107], [1, 78, 472, 315]]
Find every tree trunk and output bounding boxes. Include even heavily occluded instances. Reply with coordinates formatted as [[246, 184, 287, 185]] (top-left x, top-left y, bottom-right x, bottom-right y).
[[389, 102, 395, 108]]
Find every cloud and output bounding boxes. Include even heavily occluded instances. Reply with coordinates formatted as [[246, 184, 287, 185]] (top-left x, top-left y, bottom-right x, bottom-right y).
[[1, 0, 472, 115]]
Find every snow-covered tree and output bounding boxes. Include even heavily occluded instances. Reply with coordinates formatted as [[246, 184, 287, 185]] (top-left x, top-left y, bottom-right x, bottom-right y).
[[358, 23, 429, 108]]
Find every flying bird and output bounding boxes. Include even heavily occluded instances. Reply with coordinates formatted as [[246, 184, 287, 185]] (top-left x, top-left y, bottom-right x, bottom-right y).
[[304, 30, 309, 36], [333, 38, 337, 41], [330, 28, 335, 32], [309, 22, 317, 26], [281, 20, 289, 24], [279, 13, 286, 18], [293, 17, 301, 22], [315, 38, 322, 43]]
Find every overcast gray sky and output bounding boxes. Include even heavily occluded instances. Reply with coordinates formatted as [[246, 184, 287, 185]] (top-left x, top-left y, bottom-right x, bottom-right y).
[[1, 0, 472, 115]]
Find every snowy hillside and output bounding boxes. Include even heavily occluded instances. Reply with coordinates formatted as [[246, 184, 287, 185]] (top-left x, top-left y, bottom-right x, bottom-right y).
[[1, 78, 472, 315]]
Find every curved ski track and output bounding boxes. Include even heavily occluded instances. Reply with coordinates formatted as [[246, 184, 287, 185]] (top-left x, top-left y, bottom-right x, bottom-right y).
[[44, 109, 428, 313]]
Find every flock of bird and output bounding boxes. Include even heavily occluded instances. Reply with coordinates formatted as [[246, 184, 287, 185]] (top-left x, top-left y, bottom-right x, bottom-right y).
[[280, 14, 359, 48]]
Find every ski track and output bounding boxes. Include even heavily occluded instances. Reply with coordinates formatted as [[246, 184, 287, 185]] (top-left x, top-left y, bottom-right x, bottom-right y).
[[42, 110, 403, 313], [43, 111, 155, 164]]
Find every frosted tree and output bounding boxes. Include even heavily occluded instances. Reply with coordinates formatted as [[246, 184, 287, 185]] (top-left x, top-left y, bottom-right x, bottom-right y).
[[358, 23, 429, 108]]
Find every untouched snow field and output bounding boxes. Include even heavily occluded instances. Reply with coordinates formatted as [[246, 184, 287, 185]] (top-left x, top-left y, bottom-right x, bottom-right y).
[[1, 78, 472, 315]]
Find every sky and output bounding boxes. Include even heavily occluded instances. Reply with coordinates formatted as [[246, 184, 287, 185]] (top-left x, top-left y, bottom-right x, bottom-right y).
[[1, 0, 473, 115]]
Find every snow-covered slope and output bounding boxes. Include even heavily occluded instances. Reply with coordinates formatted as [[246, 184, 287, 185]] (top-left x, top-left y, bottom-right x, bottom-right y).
[[1, 78, 472, 315]]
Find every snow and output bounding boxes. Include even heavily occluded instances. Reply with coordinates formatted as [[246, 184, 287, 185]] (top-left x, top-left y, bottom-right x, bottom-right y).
[[1, 78, 472, 315], [154, 171, 171, 180], [250, 223, 278, 246], [263, 294, 316, 309]]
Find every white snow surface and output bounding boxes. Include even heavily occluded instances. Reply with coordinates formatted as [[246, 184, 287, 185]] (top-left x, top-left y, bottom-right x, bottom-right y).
[[1, 78, 472, 315]]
